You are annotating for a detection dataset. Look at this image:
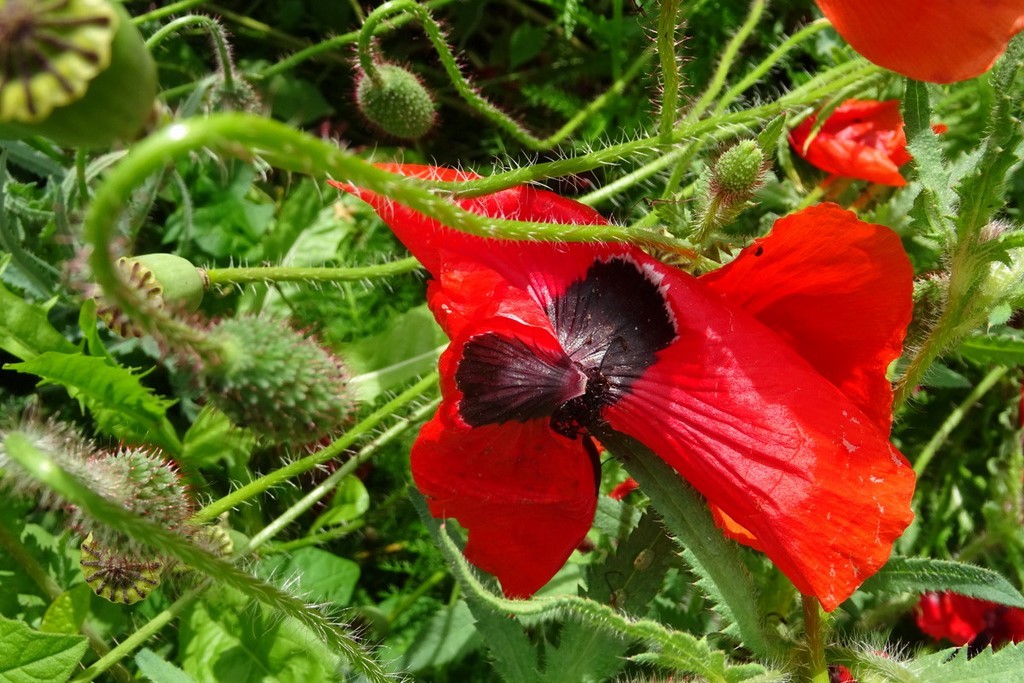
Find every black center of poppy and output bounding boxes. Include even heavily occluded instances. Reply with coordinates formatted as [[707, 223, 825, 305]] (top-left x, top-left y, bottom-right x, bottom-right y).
[[455, 257, 677, 436]]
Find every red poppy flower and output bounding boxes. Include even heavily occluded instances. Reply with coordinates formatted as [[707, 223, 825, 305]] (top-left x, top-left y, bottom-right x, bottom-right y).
[[815, 1, 1024, 84], [789, 99, 911, 186], [916, 592, 1024, 647], [330, 165, 916, 611], [609, 477, 639, 501]]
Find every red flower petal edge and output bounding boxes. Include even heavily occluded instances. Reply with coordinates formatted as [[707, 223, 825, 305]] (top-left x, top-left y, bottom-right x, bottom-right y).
[[334, 165, 916, 611], [788, 99, 910, 186], [916, 592, 1024, 647], [815, 1, 1024, 83]]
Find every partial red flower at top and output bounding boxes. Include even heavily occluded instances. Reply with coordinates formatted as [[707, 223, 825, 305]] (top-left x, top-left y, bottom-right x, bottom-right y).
[[331, 165, 916, 611], [916, 592, 1024, 648], [789, 99, 911, 186], [815, 1, 1024, 83]]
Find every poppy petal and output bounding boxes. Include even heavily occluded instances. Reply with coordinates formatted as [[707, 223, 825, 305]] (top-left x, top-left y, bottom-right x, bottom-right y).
[[701, 204, 912, 434], [330, 164, 608, 276], [816, 1, 1024, 83], [412, 403, 598, 597], [602, 260, 915, 611]]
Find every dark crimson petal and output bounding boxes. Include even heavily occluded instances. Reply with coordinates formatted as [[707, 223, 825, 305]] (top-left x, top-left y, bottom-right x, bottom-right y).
[[329, 164, 608, 277], [602, 254, 915, 611], [550, 257, 677, 390], [701, 204, 913, 434], [412, 403, 598, 598], [915, 592, 994, 645], [456, 331, 586, 426], [815, 1, 1024, 83]]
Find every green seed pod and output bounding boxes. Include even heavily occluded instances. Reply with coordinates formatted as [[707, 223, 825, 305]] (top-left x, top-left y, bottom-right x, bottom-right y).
[[712, 140, 766, 199], [0, 0, 158, 147], [205, 317, 354, 447], [355, 64, 436, 141], [120, 254, 205, 313]]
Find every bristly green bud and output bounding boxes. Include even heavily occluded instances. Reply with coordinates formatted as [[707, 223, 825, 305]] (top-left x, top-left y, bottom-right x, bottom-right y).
[[711, 140, 766, 200], [0, 0, 158, 147], [355, 63, 436, 141], [204, 317, 354, 447]]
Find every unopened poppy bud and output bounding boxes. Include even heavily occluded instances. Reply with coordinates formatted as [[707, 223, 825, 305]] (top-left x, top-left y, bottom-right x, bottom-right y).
[[711, 140, 766, 200], [204, 317, 354, 447], [355, 64, 436, 141], [0, 0, 157, 147]]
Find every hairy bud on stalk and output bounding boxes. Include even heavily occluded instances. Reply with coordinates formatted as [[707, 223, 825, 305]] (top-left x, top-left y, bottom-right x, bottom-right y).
[[98, 254, 206, 338], [0, 0, 158, 147], [694, 140, 768, 245], [0, 419, 197, 603], [355, 63, 436, 141], [203, 317, 354, 447]]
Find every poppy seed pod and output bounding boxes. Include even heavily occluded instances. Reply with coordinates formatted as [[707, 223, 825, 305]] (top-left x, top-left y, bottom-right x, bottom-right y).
[[355, 64, 436, 141], [0, 0, 157, 147]]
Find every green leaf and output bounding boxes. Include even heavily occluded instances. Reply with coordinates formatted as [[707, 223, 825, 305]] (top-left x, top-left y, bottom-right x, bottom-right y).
[[135, 648, 198, 683], [178, 590, 341, 683], [959, 331, 1024, 365], [586, 511, 676, 615], [256, 547, 360, 608], [401, 600, 481, 673], [0, 614, 88, 683], [6, 352, 182, 454], [77, 299, 116, 365], [462, 597, 539, 683], [903, 80, 956, 237], [39, 585, 91, 635], [0, 278, 76, 361], [309, 475, 370, 532], [342, 303, 448, 402], [908, 643, 1024, 683], [508, 24, 547, 70], [180, 405, 255, 470], [539, 621, 627, 683], [859, 557, 1024, 608]]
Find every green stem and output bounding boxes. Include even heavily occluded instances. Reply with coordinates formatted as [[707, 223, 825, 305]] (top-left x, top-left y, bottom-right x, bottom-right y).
[[4, 433, 391, 683], [204, 257, 422, 287], [683, 0, 766, 124], [600, 432, 781, 661], [712, 19, 830, 116], [130, 0, 206, 25], [240, 398, 440, 554], [146, 15, 237, 91], [914, 365, 1009, 477], [802, 595, 829, 683], [192, 372, 439, 523], [657, 0, 683, 142], [70, 585, 206, 683]]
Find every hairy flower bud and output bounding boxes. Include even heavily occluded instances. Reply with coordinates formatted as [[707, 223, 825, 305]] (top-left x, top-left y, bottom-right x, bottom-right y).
[[204, 317, 354, 447], [711, 140, 766, 201], [355, 64, 436, 141], [0, 0, 158, 147]]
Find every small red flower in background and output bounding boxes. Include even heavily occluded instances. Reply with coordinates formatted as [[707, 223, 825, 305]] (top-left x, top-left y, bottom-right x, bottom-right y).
[[916, 592, 1024, 648], [789, 99, 911, 187], [814, 1, 1024, 84], [332, 165, 916, 611], [609, 477, 639, 501]]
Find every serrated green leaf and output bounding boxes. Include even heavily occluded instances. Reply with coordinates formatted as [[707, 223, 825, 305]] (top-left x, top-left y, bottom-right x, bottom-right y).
[[309, 475, 370, 532], [6, 352, 181, 454], [538, 620, 627, 683], [462, 596, 540, 683], [860, 557, 1024, 608], [400, 600, 481, 673], [77, 299, 116, 365], [586, 511, 676, 615], [39, 585, 91, 636], [959, 331, 1024, 365], [0, 279, 76, 361], [903, 80, 956, 237], [135, 648, 198, 683], [0, 614, 88, 683], [908, 643, 1024, 683]]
